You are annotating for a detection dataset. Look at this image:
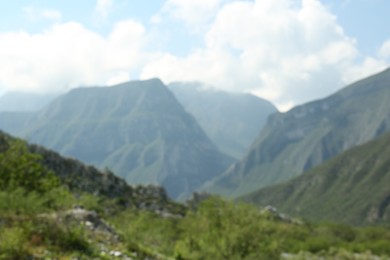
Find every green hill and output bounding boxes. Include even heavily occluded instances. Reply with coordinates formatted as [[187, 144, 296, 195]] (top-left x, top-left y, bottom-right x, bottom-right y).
[[204, 68, 390, 197], [168, 82, 277, 159], [240, 131, 390, 225], [0, 79, 233, 199]]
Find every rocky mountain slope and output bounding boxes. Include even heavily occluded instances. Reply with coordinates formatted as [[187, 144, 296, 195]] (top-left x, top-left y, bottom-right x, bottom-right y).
[[240, 131, 390, 225], [0, 79, 233, 199], [204, 68, 390, 197], [168, 82, 277, 159]]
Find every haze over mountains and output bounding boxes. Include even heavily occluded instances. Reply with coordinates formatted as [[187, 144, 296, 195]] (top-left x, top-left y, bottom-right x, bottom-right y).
[[168, 82, 277, 159], [204, 68, 390, 198], [0, 92, 57, 112]]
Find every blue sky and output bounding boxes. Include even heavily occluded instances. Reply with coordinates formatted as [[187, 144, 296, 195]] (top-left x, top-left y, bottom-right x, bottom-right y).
[[0, 0, 389, 110]]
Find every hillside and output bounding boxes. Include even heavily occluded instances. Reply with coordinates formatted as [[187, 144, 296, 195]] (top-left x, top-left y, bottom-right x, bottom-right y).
[[204, 68, 390, 197], [0, 79, 233, 199], [0, 130, 181, 213], [240, 131, 390, 225], [168, 82, 277, 159]]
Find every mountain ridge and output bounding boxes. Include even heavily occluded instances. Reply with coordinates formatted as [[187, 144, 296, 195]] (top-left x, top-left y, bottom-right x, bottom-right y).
[[203, 67, 390, 197]]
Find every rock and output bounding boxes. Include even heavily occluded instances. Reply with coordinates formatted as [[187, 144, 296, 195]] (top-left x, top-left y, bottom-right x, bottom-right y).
[[63, 205, 120, 242], [261, 205, 303, 225]]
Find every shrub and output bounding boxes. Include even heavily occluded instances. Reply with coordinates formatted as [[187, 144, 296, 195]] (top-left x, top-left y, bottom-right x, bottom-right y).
[[0, 227, 30, 259], [0, 140, 60, 194]]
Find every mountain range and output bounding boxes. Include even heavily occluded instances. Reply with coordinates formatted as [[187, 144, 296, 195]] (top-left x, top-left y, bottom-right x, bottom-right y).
[[168, 82, 277, 159], [0, 79, 233, 199], [204, 68, 390, 198], [240, 130, 390, 225]]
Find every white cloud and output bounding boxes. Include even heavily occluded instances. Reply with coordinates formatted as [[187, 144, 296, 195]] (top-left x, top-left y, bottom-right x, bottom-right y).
[[106, 71, 131, 86], [379, 40, 390, 59], [155, 0, 226, 33], [2, 0, 389, 111], [143, 0, 388, 111], [23, 6, 62, 22], [95, 0, 113, 18], [0, 20, 147, 93], [342, 57, 388, 84]]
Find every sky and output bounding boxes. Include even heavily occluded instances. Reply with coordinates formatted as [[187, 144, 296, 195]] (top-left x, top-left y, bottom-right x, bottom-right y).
[[0, 0, 389, 111]]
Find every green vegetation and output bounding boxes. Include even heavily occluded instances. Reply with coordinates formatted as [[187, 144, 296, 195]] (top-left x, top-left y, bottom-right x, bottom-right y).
[[240, 131, 390, 225], [112, 197, 390, 259], [0, 139, 60, 194], [2, 192, 390, 259], [205, 68, 390, 198]]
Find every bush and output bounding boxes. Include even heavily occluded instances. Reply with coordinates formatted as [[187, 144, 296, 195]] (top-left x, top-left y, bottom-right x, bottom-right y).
[[0, 140, 60, 194], [0, 227, 30, 259]]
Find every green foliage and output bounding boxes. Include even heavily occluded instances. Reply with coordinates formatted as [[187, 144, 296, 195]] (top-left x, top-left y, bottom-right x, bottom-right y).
[[0, 188, 47, 215], [0, 226, 29, 259], [30, 221, 92, 254], [109, 197, 390, 259], [0, 218, 93, 259], [0, 140, 60, 193], [112, 209, 179, 257]]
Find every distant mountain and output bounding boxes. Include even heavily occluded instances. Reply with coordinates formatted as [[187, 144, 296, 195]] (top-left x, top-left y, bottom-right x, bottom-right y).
[[204, 68, 390, 197], [168, 82, 277, 159], [240, 131, 390, 225], [0, 79, 233, 199], [0, 91, 58, 111]]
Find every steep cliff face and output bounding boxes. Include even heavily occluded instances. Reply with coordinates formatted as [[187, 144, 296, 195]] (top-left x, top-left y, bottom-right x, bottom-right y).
[[204, 68, 390, 197], [0, 79, 233, 199]]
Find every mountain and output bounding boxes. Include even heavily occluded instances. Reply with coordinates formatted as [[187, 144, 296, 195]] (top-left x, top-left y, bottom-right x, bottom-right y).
[[168, 82, 277, 159], [240, 131, 390, 225], [0, 91, 57, 111], [0, 79, 233, 199], [204, 68, 390, 197]]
